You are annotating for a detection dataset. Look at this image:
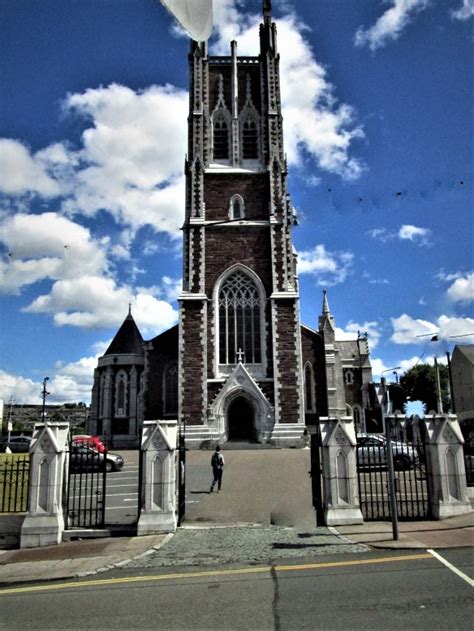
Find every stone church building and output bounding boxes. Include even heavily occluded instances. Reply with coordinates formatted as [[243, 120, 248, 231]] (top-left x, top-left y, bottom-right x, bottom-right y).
[[89, 2, 373, 448]]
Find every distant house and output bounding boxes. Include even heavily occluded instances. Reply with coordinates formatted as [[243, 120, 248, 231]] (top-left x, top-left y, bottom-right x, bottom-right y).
[[451, 345, 474, 423]]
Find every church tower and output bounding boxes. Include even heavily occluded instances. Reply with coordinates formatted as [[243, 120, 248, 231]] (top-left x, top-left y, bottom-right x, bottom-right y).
[[179, 1, 306, 447]]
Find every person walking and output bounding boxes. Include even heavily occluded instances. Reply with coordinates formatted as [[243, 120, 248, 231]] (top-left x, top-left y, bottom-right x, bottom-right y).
[[210, 445, 225, 493]]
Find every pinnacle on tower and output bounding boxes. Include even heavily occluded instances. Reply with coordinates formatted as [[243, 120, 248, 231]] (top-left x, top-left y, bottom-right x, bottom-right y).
[[263, 0, 272, 19], [322, 289, 331, 316]]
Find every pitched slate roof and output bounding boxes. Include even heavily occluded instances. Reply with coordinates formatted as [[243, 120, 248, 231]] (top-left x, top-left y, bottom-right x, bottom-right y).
[[104, 312, 144, 356], [454, 344, 474, 363]]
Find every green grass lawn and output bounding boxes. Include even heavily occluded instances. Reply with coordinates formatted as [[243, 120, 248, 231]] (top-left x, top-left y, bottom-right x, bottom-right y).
[[0, 453, 30, 513]]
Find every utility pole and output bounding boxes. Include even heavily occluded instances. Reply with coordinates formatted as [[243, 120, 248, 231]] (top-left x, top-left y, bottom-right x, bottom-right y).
[[382, 367, 401, 541], [434, 357, 443, 414]]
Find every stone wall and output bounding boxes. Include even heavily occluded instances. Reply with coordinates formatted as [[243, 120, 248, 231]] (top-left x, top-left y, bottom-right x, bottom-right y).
[[273, 299, 302, 423]]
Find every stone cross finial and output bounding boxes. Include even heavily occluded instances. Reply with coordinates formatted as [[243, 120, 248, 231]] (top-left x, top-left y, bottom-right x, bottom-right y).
[[236, 348, 244, 363]]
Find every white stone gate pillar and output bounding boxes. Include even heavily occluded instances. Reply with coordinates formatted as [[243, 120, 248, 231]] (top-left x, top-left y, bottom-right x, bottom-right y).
[[137, 420, 178, 536], [424, 413, 471, 519], [20, 421, 69, 548], [320, 416, 363, 525]]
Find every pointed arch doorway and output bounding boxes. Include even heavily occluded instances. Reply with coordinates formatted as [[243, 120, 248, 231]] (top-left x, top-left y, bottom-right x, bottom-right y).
[[227, 396, 255, 442]]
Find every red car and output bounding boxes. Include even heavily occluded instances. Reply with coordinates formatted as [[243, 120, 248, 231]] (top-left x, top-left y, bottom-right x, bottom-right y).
[[72, 435, 106, 453]]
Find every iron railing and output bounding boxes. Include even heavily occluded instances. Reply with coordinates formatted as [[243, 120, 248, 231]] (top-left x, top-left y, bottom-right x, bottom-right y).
[[464, 450, 474, 487], [356, 420, 430, 520], [65, 442, 107, 528], [0, 455, 29, 513]]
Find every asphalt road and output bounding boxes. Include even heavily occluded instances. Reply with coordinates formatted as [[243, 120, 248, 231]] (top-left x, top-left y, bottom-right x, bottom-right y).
[[0, 548, 472, 629], [104, 451, 139, 525]]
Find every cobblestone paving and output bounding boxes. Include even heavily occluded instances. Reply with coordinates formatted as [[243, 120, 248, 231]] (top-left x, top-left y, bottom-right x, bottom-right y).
[[127, 526, 367, 569]]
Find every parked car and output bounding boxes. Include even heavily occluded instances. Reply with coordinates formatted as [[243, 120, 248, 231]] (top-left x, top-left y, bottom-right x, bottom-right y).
[[69, 445, 124, 473], [356, 433, 417, 470], [2, 436, 32, 453], [72, 435, 106, 453]]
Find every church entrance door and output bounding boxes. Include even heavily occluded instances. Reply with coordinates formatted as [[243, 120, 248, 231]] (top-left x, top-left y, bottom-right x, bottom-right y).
[[227, 397, 255, 442]]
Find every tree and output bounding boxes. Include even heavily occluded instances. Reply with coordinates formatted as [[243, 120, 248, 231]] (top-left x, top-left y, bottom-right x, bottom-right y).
[[400, 363, 450, 414]]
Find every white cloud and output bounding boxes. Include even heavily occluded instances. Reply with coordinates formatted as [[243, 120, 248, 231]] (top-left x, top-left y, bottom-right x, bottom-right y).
[[210, 2, 365, 179], [63, 83, 188, 236], [23, 275, 178, 337], [336, 321, 382, 349], [369, 354, 440, 380], [451, 0, 474, 20], [0, 139, 62, 197], [297, 244, 353, 285], [398, 224, 431, 245], [1, 84, 188, 240], [368, 357, 388, 380], [0, 370, 43, 405], [436, 269, 465, 283], [367, 227, 394, 243], [391, 313, 474, 344], [0, 355, 98, 405], [446, 272, 474, 303], [0, 212, 108, 294], [368, 224, 431, 246], [354, 0, 430, 51]]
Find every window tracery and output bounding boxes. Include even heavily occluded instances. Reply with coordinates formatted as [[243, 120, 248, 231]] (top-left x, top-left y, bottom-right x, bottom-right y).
[[218, 271, 262, 365], [213, 115, 230, 160], [115, 370, 128, 417], [242, 116, 259, 160]]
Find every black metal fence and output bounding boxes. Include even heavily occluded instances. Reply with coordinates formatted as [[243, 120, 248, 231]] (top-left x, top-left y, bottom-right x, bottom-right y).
[[356, 419, 431, 520], [464, 450, 474, 487], [65, 442, 107, 528], [0, 455, 29, 513], [177, 434, 186, 526]]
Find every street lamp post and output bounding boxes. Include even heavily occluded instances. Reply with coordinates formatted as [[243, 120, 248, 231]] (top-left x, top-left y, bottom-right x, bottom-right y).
[[41, 377, 50, 425], [382, 367, 401, 541]]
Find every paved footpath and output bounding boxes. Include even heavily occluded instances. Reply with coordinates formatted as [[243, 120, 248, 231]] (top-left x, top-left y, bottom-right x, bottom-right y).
[[125, 525, 367, 570]]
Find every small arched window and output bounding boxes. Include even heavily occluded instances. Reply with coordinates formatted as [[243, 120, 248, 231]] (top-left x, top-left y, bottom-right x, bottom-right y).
[[242, 117, 259, 160], [213, 115, 230, 160], [229, 195, 245, 220], [345, 369, 354, 386], [163, 362, 178, 415], [304, 363, 315, 412]]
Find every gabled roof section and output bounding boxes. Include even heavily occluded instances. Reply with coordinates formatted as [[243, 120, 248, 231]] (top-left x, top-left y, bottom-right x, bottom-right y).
[[104, 312, 144, 357], [453, 344, 474, 363]]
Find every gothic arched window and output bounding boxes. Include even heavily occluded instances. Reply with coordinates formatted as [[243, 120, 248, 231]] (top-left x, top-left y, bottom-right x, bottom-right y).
[[163, 362, 178, 415], [229, 195, 245, 220], [213, 115, 230, 160], [218, 271, 262, 365], [99, 373, 106, 417], [304, 363, 315, 412], [353, 405, 364, 433], [115, 370, 128, 417], [242, 116, 259, 160]]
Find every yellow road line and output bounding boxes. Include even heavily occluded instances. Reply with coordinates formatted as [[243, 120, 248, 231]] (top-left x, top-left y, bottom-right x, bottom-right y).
[[0, 553, 432, 597]]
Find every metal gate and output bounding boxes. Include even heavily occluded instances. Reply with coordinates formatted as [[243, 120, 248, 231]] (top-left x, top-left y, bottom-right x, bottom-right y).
[[310, 428, 324, 525], [177, 433, 186, 525], [356, 418, 431, 520], [65, 440, 107, 529]]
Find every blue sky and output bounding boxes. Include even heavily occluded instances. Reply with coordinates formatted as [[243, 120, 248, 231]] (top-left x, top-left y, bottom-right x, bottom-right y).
[[0, 0, 472, 405]]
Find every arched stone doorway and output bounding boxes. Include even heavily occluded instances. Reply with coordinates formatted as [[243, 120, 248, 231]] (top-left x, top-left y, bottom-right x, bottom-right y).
[[227, 396, 255, 441]]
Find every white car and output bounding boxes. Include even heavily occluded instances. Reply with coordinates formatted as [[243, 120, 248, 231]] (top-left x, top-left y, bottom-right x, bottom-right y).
[[356, 433, 417, 470]]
